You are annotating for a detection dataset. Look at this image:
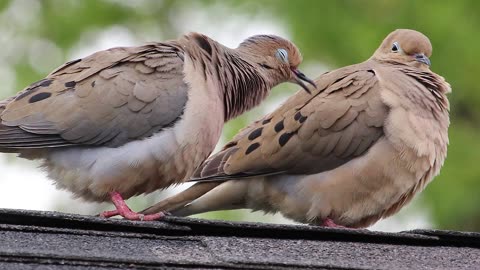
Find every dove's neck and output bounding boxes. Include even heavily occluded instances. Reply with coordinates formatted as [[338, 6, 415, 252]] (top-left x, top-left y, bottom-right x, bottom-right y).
[[219, 49, 271, 121], [181, 33, 271, 121]]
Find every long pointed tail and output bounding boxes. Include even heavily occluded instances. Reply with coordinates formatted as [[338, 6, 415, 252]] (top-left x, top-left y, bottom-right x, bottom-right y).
[[140, 180, 250, 217], [140, 182, 222, 215]]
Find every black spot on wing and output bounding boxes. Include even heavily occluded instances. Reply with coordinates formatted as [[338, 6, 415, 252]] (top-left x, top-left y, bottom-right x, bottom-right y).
[[29, 92, 52, 103], [248, 127, 263, 141], [274, 120, 284, 132], [294, 111, 307, 123], [262, 118, 271, 125], [91, 81, 96, 87], [15, 79, 53, 101], [278, 132, 295, 146], [65, 81, 76, 88], [224, 141, 238, 149], [16, 91, 38, 101], [245, 142, 260, 155], [194, 35, 213, 56], [39, 79, 53, 87]]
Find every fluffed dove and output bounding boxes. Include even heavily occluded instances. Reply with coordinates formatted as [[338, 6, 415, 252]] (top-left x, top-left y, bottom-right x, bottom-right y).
[[0, 32, 315, 220], [141, 29, 451, 228]]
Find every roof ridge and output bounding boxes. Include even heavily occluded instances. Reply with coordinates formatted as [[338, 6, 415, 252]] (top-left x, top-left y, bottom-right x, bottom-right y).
[[0, 208, 478, 248]]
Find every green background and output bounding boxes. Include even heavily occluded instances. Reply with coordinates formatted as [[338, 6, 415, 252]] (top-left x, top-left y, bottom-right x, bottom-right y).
[[0, 0, 478, 231]]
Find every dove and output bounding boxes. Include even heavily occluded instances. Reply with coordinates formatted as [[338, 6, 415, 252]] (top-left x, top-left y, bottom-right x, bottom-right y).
[[0, 32, 315, 221], [141, 29, 451, 228]]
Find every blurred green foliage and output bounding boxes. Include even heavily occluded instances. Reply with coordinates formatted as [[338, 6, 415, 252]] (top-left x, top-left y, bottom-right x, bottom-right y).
[[0, 0, 478, 231]]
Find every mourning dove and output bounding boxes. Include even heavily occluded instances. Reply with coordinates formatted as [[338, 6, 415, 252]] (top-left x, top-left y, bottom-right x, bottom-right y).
[[141, 29, 451, 228], [0, 32, 315, 220]]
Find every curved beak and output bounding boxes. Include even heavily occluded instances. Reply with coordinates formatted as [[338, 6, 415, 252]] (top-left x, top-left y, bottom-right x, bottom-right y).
[[414, 53, 431, 66], [291, 68, 316, 94]]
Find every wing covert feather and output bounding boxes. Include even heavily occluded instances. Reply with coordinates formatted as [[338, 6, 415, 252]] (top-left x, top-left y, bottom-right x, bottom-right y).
[[0, 43, 188, 148]]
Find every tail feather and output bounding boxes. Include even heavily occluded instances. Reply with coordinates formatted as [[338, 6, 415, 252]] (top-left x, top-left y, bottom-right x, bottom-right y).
[[170, 180, 250, 217], [140, 182, 222, 215]]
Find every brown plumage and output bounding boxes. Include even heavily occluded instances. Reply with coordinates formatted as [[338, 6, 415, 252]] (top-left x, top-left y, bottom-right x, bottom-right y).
[[0, 32, 315, 220], [141, 29, 451, 228]]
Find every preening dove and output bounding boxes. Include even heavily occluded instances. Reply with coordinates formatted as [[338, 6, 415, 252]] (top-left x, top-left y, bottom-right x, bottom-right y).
[[0, 32, 315, 220], [141, 29, 451, 228]]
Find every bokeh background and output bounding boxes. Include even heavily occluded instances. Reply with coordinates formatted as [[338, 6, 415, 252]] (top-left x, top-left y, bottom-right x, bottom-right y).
[[0, 0, 478, 232]]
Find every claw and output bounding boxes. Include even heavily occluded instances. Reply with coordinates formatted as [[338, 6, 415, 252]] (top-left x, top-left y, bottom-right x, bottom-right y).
[[99, 209, 120, 218], [99, 191, 166, 221]]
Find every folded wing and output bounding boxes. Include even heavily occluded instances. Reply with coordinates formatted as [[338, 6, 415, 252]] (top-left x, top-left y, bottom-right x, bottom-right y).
[[193, 64, 388, 181], [0, 43, 188, 149]]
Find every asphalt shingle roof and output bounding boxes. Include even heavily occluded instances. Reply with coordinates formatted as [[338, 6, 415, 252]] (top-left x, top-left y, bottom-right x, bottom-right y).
[[0, 208, 478, 269]]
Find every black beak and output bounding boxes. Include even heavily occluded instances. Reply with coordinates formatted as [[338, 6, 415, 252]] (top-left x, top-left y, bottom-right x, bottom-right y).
[[291, 68, 316, 94], [414, 53, 431, 66]]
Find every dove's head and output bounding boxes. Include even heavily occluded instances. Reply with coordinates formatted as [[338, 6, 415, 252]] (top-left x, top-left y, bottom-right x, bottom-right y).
[[373, 29, 433, 69], [238, 35, 316, 93]]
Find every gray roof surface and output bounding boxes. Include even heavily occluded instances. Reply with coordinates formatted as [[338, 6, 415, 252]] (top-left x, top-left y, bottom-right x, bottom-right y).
[[0, 208, 478, 269]]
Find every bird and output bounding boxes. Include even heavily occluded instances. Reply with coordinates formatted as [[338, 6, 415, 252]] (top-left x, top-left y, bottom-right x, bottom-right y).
[[0, 32, 316, 221], [141, 29, 451, 228]]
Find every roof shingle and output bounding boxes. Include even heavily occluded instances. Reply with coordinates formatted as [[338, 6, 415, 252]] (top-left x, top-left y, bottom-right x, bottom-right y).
[[0, 209, 478, 269]]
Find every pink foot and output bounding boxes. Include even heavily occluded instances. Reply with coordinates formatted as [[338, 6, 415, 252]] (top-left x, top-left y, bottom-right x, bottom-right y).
[[321, 218, 348, 228], [99, 191, 165, 221]]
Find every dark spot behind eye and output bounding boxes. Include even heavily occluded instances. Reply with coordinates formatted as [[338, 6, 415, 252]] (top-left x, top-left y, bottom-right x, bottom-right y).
[[245, 142, 260, 155], [248, 127, 263, 140], [29, 92, 52, 103]]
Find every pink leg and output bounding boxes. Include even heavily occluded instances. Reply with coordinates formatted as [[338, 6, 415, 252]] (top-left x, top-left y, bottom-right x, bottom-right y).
[[99, 191, 165, 221], [321, 218, 348, 228]]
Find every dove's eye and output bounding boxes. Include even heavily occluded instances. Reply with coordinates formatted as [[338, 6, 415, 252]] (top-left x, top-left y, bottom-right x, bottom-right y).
[[391, 42, 400, 52], [275, 48, 289, 63]]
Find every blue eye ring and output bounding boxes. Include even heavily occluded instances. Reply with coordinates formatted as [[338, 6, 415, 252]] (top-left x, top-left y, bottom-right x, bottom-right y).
[[275, 48, 288, 63]]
